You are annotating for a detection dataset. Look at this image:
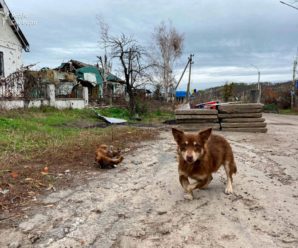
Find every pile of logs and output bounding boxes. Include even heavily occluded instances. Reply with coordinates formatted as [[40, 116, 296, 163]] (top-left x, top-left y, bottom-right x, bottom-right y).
[[175, 109, 220, 131], [218, 103, 267, 133]]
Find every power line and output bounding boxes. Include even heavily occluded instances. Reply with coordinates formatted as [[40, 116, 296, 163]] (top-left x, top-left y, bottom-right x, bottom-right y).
[[280, 1, 298, 10]]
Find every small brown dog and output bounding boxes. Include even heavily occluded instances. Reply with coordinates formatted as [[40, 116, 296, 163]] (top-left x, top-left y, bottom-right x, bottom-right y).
[[172, 128, 237, 200], [95, 145, 123, 169]]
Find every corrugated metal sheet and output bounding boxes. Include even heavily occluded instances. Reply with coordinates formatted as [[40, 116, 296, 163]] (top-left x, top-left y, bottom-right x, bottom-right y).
[[98, 115, 127, 124], [76, 66, 102, 85], [76, 66, 124, 86], [92, 109, 127, 124]]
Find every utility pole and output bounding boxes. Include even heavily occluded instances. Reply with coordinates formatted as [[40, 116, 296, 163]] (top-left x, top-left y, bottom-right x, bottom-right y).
[[251, 64, 261, 103], [186, 54, 194, 102], [291, 50, 297, 109], [174, 54, 194, 103], [257, 70, 261, 103], [175, 59, 190, 90]]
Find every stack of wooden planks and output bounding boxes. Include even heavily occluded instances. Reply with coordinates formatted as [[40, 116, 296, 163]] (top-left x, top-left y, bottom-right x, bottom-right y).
[[175, 109, 220, 131], [218, 103, 267, 133]]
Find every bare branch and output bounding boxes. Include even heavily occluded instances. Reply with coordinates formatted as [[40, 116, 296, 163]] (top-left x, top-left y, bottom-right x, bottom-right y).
[[152, 20, 184, 100]]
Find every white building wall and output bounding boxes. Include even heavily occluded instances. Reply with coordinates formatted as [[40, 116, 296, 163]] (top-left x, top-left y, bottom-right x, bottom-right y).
[[0, 98, 87, 110], [0, 86, 89, 110], [0, 7, 23, 77]]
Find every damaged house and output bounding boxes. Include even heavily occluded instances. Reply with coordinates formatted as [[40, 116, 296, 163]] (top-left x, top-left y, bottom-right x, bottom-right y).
[[56, 60, 125, 101], [0, 0, 29, 98], [0, 0, 29, 78]]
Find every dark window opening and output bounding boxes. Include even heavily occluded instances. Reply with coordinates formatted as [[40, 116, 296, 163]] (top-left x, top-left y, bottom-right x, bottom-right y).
[[0, 52, 4, 77]]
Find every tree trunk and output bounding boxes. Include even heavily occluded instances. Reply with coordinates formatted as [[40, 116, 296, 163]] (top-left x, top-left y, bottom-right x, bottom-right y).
[[164, 85, 169, 102], [126, 84, 136, 116]]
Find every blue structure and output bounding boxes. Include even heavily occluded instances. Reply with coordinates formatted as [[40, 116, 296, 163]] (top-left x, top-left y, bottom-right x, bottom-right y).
[[176, 91, 187, 98], [296, 80, 298, 90], [176, 91, 188, 103]]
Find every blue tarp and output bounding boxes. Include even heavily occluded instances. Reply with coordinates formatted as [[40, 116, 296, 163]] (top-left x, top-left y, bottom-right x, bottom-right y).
[[176, 91, 187, 97]]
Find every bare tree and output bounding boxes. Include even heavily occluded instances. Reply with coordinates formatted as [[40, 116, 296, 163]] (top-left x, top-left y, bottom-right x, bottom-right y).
[[116, 36, 152, 115], [97, 17, 112, 99], [98, 17, 156, 115], [152, 21, 184, 101], [104, 33, 152, 115]]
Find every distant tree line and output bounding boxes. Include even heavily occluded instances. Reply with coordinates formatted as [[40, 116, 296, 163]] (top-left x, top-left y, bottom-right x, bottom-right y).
[[192, 81, 294, 109]]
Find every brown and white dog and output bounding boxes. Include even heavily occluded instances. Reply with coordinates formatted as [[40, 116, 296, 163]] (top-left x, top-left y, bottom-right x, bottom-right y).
[[172, 128, 237, 200], [95, 144, 123, 169]]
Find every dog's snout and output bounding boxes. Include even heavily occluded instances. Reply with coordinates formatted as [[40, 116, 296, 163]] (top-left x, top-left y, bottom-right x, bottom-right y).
[[186, 155, 193, 162]]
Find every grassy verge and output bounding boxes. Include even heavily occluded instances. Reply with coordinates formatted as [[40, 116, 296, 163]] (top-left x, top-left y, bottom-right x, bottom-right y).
[[141, 109, 175, 123], [263, 104, 298, 115], [0, 107, 159, 213], [0, 107, 97, 157], [263, 103, 279, 113], [95, 106, 175, 123], [278, 108, 298, 115]]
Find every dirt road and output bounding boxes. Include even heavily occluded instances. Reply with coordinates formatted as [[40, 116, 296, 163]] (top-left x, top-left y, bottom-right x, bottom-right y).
[[1, 113, 298, 248]]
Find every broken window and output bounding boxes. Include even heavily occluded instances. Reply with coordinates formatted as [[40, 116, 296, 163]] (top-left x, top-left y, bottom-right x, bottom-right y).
[[0, 52, 4, 77]]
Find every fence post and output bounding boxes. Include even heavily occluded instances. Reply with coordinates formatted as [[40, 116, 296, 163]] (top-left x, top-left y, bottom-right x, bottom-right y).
[[83, 87, 88, 107], [47, 84, 55, 107]]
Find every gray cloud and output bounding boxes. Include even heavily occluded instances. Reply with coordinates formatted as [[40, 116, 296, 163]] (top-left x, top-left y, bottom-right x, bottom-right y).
[[6, 0, 298, 89]]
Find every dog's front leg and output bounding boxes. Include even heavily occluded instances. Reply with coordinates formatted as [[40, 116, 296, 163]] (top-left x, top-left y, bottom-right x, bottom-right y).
[[179, 175, 194, 200], [187, 177, 209, 191]]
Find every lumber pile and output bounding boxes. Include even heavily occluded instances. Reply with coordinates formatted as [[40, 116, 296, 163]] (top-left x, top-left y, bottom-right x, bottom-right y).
[[218, 103, 267, 133], [175, 109, 220, 131]]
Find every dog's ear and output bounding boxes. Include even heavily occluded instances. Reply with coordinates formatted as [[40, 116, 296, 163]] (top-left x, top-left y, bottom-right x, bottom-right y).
[[172, 128, 184, 144], [198, 128, 212, 144]]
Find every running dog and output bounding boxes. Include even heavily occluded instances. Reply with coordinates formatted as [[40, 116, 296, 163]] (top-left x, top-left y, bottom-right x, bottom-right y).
[[172, 128, 237, 200]]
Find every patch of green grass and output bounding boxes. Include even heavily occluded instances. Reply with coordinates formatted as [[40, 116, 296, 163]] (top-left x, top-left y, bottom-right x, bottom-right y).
[[95, 106, 174, 123], [96, 107, 130, 120], [279, 108, 298, 115], [0, 106, 172, 160], [0, 108, 97, 156], [263, 104, 279, 113], [141, 110, 175, 123]]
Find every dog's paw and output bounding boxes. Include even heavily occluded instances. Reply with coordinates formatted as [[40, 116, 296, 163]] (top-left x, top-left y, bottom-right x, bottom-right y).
[[225, 186, 234, 194], [187, 183, 199, 192], [184, 193, 194, 200]]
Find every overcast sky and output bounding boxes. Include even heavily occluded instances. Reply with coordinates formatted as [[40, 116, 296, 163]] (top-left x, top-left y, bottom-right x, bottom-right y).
[[6, 0, 298, 90]]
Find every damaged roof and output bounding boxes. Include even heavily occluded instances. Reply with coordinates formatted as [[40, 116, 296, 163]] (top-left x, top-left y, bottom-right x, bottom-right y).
[[57, 60, 124, 86], [0, 0, 30, 52], [76, 66, 124, 86], [98, 68, 124, 84], [76, 66, 102, 87]]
